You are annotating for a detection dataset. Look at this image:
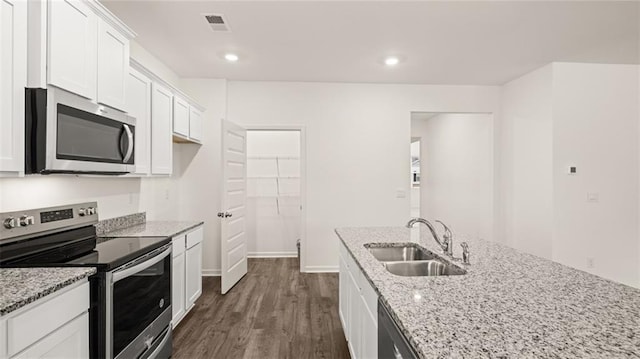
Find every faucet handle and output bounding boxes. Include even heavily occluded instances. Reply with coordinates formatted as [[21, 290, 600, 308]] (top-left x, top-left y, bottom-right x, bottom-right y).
[[460, 242, 470, 264], [435, 220, 452, 239]]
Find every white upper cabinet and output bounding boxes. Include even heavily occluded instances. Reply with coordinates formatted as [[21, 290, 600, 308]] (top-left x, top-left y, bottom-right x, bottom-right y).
[[47, 0, 97, 99], [173, 96, 190, 137], [125, 67, 152, 176], [189, 107, 203, 142], [97, 19, 129, 111], [151, 82, 173, 175], [0, 0, 27, 175], [45, 0, 134, 106]]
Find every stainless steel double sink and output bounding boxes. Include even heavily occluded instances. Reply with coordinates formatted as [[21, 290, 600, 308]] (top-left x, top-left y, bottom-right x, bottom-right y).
[[367, 244, 466, 277]]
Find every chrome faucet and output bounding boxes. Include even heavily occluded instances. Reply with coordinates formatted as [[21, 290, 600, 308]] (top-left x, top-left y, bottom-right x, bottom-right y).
[[406, 218, 452, 256]]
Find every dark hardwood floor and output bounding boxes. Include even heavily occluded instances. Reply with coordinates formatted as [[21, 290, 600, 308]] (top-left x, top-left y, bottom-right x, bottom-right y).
[[173, 258, 350, 359]]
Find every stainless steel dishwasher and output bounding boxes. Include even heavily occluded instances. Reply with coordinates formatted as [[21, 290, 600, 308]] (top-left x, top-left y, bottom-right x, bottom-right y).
[[378, 299, 419, 359]]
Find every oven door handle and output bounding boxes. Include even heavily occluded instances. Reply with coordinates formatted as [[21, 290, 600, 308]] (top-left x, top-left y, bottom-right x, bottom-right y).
[[146, 328, 172, 359], [112, 245, 171, 283], [122, 124, 134, 163]]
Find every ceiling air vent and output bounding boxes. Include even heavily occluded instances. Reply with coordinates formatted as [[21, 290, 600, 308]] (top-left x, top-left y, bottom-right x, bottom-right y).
[[204, 14, 230, 32]]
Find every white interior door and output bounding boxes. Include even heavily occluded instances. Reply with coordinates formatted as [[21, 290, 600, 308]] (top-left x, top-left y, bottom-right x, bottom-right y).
[[220, 120, 248, 294]]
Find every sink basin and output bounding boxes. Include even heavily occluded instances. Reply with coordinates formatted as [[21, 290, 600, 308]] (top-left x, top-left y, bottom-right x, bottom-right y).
[[384, 260, 466, 277], [368, 244, 436, 262]]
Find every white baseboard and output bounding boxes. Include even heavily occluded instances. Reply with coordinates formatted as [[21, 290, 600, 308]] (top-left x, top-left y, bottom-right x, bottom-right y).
[[304, 265, 339, 273], [202, 269, 221, 277], [248, 251, 298, 258]]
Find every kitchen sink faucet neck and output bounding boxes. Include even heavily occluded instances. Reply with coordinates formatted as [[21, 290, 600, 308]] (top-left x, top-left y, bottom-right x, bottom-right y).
[[406, 218, 450, 255]]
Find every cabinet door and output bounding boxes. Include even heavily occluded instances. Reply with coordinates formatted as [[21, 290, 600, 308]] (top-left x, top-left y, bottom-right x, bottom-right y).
[[14, 312, 89, 359], [185, 242, 202, 309], [338, 255, 349, 338], [97, 19, 129, 111], [347, 267, 361, 359], [172, 96, 189, 137], [151, 83, 173, 175], [189, 107, 203, 142], [126, 68, 151, 175], [48, 0, 97, 99], [171, 251, 186, 327], [0, 0, 27, 174], [360, 308, 377, 359]]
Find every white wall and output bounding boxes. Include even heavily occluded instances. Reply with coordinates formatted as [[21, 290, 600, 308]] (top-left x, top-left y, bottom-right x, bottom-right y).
[[500, 62, 640, 288], [552, 63, 639, 287], [246, 131, 301, 257], [412, 113, 494, 241], [176, 79, 227, 275], [227, 81, 501, 271], [500, 64, 554, 259]]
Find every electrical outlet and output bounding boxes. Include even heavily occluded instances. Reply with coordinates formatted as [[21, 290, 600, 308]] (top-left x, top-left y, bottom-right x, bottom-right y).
[[165, 189, 170, 200], [396, 188, 406, 198], [586, 257, 595, 269], [587, 192, 599, 203]]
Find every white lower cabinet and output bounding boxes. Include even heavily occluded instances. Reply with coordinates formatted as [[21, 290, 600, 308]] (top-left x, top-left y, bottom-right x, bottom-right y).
[[0, 281, 90, 359], [185, 227, 203, 309], [171, 235, 186, 325], [171, 225, 203, 327], [339, 242, 378, 359]]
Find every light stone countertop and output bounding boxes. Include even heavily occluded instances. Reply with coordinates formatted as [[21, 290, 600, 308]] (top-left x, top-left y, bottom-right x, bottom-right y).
[[335, 227, 640, 358], [99, 221, 203, 240], [0, 267, 96, 316]]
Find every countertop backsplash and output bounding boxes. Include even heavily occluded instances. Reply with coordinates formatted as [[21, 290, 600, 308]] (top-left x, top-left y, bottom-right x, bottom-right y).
[[94, 212, 146, 236]]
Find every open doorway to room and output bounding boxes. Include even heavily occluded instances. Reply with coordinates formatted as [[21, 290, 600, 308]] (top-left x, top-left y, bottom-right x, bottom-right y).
[[411, 138, 421, 218], [245, 128, 305, 272], [410, 112, 494, 241]]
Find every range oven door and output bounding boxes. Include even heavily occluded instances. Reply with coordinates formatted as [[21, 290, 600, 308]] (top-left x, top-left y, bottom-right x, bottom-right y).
[[25, 87, 135, 175], [107, 244, 172, 359]]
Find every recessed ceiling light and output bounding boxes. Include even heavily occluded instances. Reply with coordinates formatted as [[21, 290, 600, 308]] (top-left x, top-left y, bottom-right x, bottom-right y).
[[225, 53, 239, 62], [384, 56, 399, 66]]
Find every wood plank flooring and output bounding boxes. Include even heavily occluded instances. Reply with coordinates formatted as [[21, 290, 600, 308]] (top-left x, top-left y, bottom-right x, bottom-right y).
[[173, 258, 350, 359]]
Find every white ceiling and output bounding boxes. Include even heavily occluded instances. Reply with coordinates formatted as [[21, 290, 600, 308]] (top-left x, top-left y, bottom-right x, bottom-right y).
[[102, 1, 640, 85]]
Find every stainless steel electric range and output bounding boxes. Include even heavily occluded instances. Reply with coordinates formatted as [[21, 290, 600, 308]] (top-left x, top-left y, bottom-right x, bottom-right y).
[[0, 202, 172, 359]]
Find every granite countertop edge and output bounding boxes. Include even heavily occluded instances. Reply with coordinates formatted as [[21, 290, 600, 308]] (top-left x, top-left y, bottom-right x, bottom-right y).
[[0, 267, 96, 316], [334, 226, 640, 359], [99, 220, 204, 240]]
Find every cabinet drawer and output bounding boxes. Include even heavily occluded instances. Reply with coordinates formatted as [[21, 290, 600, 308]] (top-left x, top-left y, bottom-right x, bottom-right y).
[[7, 282, 89, 357], [186, 226, 203, 249], [172, 235, 186, 257]]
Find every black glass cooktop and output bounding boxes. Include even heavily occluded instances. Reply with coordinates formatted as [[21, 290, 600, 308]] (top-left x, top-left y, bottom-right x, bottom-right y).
[[67, 236, 170, 270], [0, 225, 170, 271]]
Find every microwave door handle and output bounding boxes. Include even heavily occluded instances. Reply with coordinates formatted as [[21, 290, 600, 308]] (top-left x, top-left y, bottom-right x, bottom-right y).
[[122, 124, 134, 163]]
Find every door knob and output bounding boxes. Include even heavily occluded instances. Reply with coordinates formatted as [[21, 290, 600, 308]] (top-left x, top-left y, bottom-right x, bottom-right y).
[[224, 212, 233, 218], [217, 212, 225, 218]]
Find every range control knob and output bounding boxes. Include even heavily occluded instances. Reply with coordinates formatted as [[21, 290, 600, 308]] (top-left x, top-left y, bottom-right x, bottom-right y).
[[87, 207, 96, 215], [3, 217, 16, 229], [78, 208, 86, 217], [19, 215, 35, 227]]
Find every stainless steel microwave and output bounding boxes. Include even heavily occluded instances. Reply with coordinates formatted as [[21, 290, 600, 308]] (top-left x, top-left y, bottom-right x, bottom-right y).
[[25, 87, 135, 175]]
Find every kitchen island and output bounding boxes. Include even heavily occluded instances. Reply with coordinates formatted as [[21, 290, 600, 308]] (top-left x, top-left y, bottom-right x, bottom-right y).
[[335, 227, 640, 358]]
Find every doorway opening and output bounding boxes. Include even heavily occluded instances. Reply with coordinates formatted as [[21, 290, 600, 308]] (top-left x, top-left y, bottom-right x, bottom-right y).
[[245, 128, 305, 272], [411, 138, 421, 218], [410, 112, 494, 241]]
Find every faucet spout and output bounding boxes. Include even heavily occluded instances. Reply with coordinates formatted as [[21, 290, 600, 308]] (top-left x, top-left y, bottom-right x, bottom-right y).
[[406, 218, 446, 252]]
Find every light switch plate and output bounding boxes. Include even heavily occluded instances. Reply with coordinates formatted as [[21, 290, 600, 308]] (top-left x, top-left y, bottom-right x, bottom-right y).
[[587, 192, 599, 203]]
